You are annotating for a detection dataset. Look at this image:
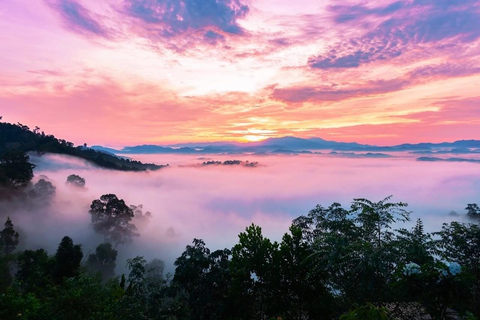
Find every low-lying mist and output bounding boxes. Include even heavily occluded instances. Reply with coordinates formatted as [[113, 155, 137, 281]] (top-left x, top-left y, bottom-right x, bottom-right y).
[[1, 152, 479, 274]]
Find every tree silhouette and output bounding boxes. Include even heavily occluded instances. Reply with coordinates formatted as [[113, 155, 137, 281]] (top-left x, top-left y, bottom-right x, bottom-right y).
[[66, 174, 86, 189], [86, 242, 118, 281], [53, 236, 83, 283], [0, 151, 35, 189], [466, 203, 480, 218], [29, 178, 56, 200], [89, 194, 139, 246], [0, 217, 19, 255]]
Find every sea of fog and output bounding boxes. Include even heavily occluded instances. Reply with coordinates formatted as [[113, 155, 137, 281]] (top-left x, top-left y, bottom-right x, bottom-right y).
[[4, 152, 480, 274]]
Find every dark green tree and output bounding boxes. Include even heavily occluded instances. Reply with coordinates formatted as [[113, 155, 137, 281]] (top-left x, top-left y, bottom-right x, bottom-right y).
[[86, 242, 118, 281], [0, 150, 35, 189], [174, 239, 232, 320], [0, 217, 18, 291], [436, 222, 480, 316], [53, 236, 83, 283], [278, 225, 335, 319], [293, 202, 359, 307], [0, 217, 19, 255], [395, 219, 434, 266], [351, 196, 410, 248], [230, 224, 280, 319], [117, 256, 147, 320], [16, 249, 54, 294], [89, 194, 139, 246]]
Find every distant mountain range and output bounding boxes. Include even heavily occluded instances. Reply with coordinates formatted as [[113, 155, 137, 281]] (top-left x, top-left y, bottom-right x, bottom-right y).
[[92, 137, 480, 155]]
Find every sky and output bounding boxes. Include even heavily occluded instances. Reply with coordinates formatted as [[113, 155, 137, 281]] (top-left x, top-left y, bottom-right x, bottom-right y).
[[1, 0, 480, 146]]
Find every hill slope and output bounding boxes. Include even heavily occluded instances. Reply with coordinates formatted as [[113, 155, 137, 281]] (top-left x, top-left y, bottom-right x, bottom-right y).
[[0, 122, 165, 171]]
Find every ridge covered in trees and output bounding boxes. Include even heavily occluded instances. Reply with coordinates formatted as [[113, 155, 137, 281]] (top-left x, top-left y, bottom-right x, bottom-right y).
[[0, 120, 165, 171]]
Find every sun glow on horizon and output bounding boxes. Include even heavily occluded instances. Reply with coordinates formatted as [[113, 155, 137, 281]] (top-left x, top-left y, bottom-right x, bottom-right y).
[[243, 135, 269, 142], [1, 0, 479, 145]]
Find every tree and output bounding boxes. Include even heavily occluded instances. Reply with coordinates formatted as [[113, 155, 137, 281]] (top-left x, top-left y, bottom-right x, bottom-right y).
[[66, 174, 86, 189], [118, 256, 148, 320], [395, 219, 434, 266], [0, 150, 35, 189], [230, 224, 280, 319], [293, 202, 360, 307], [174, 239, 232, 320], [16, 249, 54, 293], [466, 203, 480, 218], [278, 225, 334, 319], [29, 178, 56, 200], [89, 194, 139, 246], [53, 236, 83, 283], [351, 196, 410, 248], [0, 217, 19, 255], [348, 197, 410, 303], [436, 222, 480, 316], [86, 242, 118, 281]]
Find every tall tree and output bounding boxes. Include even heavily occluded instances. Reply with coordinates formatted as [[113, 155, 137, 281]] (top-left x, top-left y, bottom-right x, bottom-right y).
[[53, 236, 83, 283], [0, 217, 19, 255], [230, 224, 280, 319], [351, 196, 410, 248], [89, 194, 139, 246]]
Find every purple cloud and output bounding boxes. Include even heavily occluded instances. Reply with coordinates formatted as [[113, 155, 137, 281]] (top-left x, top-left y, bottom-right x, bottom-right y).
[[272, 79, 407, 103], [332, 1, 404, 23], [309, 0, 480, 69], [203, 30, 225, 44], [123, 0, 249, 37], [48, 0, 108, 38], [273, 62, 480, 104]]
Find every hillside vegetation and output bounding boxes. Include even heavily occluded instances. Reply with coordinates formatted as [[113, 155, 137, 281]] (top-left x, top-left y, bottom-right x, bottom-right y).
[[0, 121, 165, 171]]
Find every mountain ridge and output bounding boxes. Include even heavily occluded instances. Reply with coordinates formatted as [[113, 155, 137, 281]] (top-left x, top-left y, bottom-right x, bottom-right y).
[[92, 136, 480, 155]]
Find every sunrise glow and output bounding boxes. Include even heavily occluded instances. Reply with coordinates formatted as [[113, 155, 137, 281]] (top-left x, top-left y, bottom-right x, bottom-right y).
[[1, 0, 479, 146]]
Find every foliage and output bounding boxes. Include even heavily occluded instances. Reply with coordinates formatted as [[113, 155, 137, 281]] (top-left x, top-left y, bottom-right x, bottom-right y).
[[89, 194, 139, 246], [86, 243, 118, 282], [0, 150, 35, 189], [0, 217, 19, 255], [2, 196, 480, 319], [340, 303, 390, 320], [435, 222, 480, 316], [466, 203, 480, 218], [66, 174, 86, 188], [53, 236, 83, 283], [0, 121, 164, 171], [29, 178, 56, 201]]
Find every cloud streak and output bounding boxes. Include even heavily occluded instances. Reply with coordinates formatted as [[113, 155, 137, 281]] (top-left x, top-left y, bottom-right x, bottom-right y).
[[48, 0, 109, 38], [122, 0, 249, 45]]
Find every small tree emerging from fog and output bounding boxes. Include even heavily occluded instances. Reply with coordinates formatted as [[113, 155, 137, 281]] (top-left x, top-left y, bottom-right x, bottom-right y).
[[466, 203, 480, 218], [66, 174, 86, 189], [29, 178, 56, 200], [89, 194, 139, 246]]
